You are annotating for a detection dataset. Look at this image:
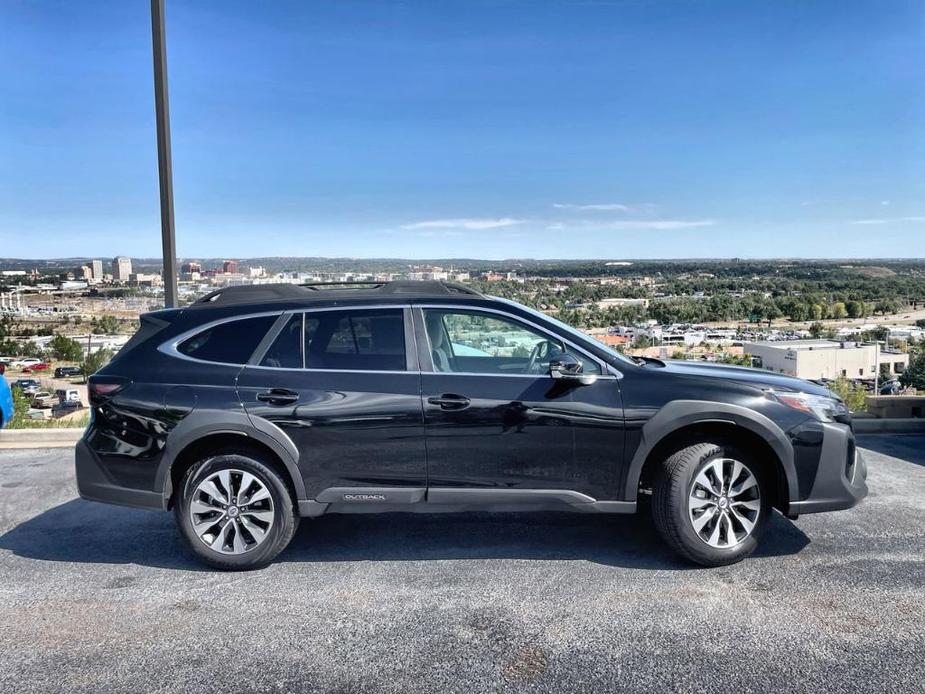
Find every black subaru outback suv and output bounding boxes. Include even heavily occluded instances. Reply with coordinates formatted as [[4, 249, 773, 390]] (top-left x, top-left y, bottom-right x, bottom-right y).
[[76, 281, 867, 569]]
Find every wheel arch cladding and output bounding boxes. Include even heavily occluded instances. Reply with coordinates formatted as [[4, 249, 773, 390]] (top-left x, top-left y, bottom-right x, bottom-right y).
[[155, 411, 305, 508], [626, 400, 798, 508]]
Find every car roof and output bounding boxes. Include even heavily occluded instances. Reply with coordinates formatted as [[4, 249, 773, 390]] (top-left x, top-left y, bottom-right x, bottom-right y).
[[189, 280, 484, 309]]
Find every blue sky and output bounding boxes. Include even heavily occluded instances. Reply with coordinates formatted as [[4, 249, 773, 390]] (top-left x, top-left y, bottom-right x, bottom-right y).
[[1, 0, 923, 260]]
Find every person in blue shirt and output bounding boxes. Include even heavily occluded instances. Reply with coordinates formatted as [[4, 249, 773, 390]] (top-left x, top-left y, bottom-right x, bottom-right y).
[[0, 364, 13, 427]]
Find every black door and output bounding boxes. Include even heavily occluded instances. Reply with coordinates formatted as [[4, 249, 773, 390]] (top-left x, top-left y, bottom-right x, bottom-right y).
[[238, 307, 426, 501], [417, 307, 625, 500]]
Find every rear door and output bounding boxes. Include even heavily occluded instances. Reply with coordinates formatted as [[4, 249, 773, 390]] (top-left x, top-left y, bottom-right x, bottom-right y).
[[237, 306, 427, 502]]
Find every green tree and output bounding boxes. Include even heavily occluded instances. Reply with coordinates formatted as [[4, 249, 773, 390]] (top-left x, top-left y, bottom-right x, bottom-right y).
[[48, 334, 84, 362], [17, 341, 45, 359], [7, 386, 31, 428], [827, 376, 867, 413], [91, 315, 121, 334], [830, 302, 847, 319], [809, 322, 825, 339], [845, 300, 866, 318], [899, 349, 925, 390], [81, 348, 113, 381], [874, 298, 900, 316]]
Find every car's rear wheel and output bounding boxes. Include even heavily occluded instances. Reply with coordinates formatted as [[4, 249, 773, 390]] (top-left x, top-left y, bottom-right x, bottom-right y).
[[175, 453, 299, 570], [652, 442, 770, 566]]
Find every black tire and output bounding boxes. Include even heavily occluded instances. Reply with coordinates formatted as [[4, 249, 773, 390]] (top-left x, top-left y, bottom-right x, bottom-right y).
[[652, 442, 770, 567], [174, 453, 299, 571]]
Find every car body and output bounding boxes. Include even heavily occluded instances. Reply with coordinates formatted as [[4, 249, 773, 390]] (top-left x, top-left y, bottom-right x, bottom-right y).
[[52, 400, 84, 418], [23, 362, 49, 373], [11, 378, 41, 394], [11, 358, 42, 369], [54, 366, 83, 378], [75, 281, 867, 569], [30, 390, 57, 408]]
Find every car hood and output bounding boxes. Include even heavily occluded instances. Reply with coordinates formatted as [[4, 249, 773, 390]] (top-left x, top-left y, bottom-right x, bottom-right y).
[[652, 359, 835, 398]]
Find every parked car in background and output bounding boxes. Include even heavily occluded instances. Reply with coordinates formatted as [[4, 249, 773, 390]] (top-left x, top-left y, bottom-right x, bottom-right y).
[[76, 281, 867, 570], [55, 389, 82, 404], [52, 400, 84, 418], [30, 391, 58, 409], [23, 362, 50, 373], [11, 358, 42, 369], [54, 366, 83, 378], [26, 408, 50, 421], [12, 378, 41, 394]]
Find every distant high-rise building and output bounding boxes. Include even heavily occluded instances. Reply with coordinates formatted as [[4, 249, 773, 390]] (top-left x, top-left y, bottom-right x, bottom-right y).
[[223, 260, 239, 274], [112, 256, 132, 282], [91, 259, 103, 279], [79, 265, 93, 280], [181, 261, 202, 274]]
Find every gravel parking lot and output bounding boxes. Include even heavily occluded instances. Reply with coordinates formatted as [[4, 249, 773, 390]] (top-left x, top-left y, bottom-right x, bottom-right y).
[[1, 436, 923, 693]]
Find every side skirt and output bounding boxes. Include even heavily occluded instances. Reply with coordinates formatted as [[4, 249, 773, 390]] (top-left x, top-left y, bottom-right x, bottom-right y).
[[298, 487, 636, 517]]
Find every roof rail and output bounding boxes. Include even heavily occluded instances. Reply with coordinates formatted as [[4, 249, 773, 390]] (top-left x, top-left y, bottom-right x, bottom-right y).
[[192, 280, 483, 307], [193, 284, 312, 306], [299, 281, 385, 290], [300, 280, 483, 296]]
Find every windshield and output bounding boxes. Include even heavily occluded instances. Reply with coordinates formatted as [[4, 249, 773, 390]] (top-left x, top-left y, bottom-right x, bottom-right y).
[[491, 297, 636, 366]]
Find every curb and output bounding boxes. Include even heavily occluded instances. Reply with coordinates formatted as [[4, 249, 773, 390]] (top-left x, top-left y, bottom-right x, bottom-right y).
[[0, 428, 85, 449], [852, 418, 925, 435]]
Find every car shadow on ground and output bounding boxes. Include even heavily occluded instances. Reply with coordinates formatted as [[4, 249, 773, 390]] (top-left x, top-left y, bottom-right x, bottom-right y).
[[0, 498, 810, 572]]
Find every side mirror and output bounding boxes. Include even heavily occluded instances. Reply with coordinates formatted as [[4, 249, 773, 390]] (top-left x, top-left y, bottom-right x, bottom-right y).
[[549, 353, 597, 385]]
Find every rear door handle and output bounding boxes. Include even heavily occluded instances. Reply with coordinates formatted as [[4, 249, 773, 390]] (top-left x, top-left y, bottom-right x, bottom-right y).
[[256, 388, 299, 406], [427, 393, 471, 410]]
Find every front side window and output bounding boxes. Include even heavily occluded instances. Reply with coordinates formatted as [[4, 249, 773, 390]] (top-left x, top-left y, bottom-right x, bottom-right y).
[[260, 308, 406, 371], [178, 314, 277, 365], [423, 309, 600, 375]]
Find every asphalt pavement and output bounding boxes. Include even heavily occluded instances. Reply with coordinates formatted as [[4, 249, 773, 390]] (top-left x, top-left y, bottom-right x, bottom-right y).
[[0, 436, 923, 693]]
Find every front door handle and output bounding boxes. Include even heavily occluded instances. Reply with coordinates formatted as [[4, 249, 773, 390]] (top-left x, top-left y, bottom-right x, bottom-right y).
[[256, 388, 299, 406], [427, 393, 471, 410]]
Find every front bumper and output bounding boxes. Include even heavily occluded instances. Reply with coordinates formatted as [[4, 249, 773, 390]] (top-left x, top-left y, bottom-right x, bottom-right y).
[[789, 421, 868, 515], [75, 438, 165, 511]]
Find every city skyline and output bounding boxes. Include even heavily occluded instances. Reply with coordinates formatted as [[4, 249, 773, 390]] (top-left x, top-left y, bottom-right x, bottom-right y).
[[2, 0, 923, 259]]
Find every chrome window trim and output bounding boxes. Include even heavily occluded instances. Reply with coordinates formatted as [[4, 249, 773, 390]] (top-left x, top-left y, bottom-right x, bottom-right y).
[[158, 310, 287, 367], [416, 303, 618, 379]]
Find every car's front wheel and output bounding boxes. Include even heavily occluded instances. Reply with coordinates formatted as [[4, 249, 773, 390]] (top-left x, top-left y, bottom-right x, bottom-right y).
[[652, 442, 770, 566], [174, 453, 299, 570]]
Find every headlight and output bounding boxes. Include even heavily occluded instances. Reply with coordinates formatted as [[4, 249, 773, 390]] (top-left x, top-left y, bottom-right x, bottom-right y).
[[769, 390, 848, 422]]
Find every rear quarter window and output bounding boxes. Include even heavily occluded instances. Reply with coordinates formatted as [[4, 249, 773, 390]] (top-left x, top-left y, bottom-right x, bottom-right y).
[[178, 314, 277, 364]]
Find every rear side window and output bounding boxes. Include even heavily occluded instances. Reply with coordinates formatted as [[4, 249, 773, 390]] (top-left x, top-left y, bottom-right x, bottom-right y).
[[178, 315, 277, 365], [255, 309, 406, 371]]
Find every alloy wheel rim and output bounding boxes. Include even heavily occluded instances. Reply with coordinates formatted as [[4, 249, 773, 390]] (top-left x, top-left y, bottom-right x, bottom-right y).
[[688, 457, 760, 549], [189, 469, 275, 555]]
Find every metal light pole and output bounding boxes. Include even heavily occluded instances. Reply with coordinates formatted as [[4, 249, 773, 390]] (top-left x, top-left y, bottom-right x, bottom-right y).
[[151, 0, 178, 308]]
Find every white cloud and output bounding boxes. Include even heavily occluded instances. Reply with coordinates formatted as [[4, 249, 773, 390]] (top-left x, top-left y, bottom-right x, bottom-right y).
[[597, 219, 715, 230], [553, 203, 631, 212], [851, 216, 925, 225], [401, 217, 525, 230]]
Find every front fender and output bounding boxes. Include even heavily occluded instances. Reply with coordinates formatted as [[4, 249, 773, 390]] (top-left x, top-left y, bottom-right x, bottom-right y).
[[623, 399, 798, 503]]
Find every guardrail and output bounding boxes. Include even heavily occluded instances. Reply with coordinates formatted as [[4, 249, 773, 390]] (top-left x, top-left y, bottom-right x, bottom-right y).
[[0, 428, 84, 449]]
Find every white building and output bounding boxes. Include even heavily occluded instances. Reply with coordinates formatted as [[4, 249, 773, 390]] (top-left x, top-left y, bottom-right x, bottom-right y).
[[744, 340, 909, 380], [91, 260, 104, 279], [112, 256, 133, 282]]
